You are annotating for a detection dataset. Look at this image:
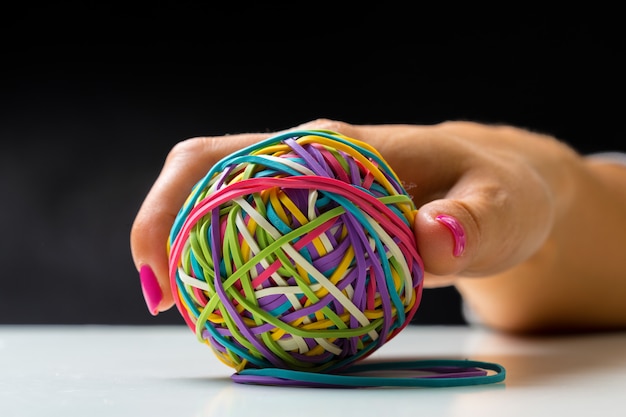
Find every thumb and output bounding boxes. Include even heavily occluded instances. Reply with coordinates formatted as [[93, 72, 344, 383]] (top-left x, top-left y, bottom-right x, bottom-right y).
[[414, 172, 554, 284]]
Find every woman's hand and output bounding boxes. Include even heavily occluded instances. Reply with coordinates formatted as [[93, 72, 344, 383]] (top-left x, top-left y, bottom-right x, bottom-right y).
[[130, 119, 626, 333]]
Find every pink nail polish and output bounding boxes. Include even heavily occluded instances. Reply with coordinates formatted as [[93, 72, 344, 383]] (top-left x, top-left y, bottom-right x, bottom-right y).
[[435, 214, 466, 257], [139, 265, 162, 316]]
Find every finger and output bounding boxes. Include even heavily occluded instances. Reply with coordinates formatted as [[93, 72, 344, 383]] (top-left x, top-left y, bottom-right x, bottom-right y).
[[415, 163, 554, 286], [130, 119, 352, 315], [130, 133, 272, 314]]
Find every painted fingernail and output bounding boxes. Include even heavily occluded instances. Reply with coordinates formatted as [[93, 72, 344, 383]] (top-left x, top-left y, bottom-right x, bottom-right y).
[[435, 214, 466, 257], [139, 265, 162, 316]]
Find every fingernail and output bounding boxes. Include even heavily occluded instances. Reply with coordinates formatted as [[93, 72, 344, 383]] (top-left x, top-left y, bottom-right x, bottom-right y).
[[435, 214, 466, 257], [139, 265, 162, 316]]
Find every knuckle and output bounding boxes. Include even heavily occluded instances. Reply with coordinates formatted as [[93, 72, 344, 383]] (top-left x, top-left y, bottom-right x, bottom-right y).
[[301, 118, 351, 134], [165, 136, 216, 166]]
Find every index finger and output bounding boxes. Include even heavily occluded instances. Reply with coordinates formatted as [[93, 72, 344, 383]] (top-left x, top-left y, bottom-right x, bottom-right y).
[[130, 133, 272, 314]]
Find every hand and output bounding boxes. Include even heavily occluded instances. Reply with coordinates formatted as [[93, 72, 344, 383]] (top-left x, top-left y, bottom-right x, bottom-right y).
[[130, 119, 626, 333], [130, 119, 567, 312]]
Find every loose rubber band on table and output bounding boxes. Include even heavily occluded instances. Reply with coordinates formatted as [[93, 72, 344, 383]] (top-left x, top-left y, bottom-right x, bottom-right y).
[[232, 359, 506, 388]]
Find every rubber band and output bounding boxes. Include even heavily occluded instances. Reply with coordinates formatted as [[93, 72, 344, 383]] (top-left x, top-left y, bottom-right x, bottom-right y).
[[232, 359, 506, 388], [168, 129, 506, 386]]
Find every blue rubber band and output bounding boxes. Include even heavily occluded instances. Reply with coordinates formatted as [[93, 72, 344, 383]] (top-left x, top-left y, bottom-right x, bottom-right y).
[[232, 359, 506, 388]]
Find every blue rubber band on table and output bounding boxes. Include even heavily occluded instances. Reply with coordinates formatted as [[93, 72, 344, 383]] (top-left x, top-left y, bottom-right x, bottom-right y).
[[232, 359, 506, 388]]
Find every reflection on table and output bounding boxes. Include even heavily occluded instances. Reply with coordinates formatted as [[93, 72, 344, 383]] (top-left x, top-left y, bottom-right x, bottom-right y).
[[1, 324, 625, 417]]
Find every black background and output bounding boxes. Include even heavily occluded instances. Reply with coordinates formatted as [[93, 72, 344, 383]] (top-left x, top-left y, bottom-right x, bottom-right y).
[[1, 6, 624, 326]]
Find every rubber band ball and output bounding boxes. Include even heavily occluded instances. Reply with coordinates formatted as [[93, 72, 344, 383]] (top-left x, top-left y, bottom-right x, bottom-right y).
[[167, 129, 424, 373]]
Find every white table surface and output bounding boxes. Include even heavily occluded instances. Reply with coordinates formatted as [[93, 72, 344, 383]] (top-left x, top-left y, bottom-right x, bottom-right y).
[[1, 324, 625, 417]]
